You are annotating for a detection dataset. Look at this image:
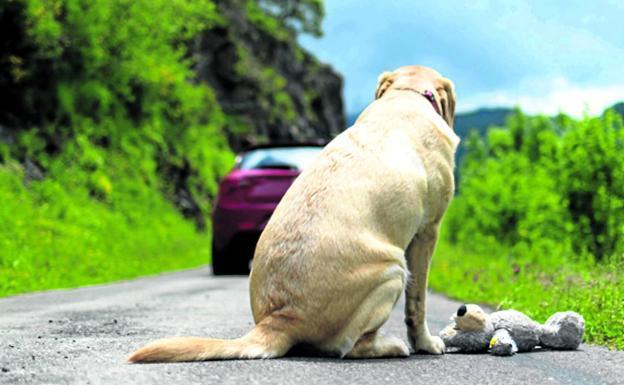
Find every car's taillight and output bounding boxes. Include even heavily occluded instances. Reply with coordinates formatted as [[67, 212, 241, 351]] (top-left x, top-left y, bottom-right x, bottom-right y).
[[216, 170, 300, 207], [216, 176, 255, 206]]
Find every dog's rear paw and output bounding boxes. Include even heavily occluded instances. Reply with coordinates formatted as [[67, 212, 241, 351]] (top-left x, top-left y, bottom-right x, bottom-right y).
[[344, 335, 410, 358], [382, 336, 410, 357], [412, 335, 445, 355]]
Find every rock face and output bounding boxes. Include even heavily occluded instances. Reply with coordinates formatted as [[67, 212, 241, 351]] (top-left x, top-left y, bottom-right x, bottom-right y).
[[195, 0, 345, 151]]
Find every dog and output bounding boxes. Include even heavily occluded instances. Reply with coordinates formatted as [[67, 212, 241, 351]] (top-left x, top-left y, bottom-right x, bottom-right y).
[[128, 65, 459, 362]]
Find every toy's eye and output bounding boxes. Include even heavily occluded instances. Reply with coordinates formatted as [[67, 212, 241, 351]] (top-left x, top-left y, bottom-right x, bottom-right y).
[[457, 305, 467, 317]]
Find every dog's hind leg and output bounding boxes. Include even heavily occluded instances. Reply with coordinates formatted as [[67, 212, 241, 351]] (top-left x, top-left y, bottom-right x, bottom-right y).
[[325, 269, 408, 358]]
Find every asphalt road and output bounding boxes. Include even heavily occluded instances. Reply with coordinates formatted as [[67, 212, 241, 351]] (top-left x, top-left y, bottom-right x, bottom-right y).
[[1, 267, 622, 385]]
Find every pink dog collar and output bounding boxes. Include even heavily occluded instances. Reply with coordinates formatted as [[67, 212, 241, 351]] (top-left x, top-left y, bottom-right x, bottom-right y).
[[420, 90, 441, 116], [394, 87, 441, 116]]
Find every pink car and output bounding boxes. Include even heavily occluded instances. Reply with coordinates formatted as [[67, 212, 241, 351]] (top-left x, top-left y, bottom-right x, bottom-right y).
[[211, 143, 325, 275]]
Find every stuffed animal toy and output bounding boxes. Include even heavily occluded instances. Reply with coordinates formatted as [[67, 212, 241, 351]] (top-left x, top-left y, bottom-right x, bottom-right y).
[[439, 304, 585, 356]]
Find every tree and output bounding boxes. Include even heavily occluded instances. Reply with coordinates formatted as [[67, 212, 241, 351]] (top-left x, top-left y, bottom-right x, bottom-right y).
[[257, 0, 324, 37]]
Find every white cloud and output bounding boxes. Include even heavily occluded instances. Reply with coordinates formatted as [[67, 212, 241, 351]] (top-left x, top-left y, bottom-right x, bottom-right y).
[[458, 77, 624, 118]]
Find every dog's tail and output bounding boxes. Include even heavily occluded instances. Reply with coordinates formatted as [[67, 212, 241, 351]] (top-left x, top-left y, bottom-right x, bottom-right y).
[[128, 322, 294, 363]]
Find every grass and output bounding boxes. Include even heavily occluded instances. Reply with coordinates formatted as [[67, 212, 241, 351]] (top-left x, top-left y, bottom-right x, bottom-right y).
[[0, 160, 212, 298], [430, 237, 624, 350]]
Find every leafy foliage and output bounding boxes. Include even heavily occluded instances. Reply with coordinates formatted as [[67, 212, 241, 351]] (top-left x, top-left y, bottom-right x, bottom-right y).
[[447, 109, 624, 262], [3, 0, 234, 219], [0, 0, 325, 296], [251, 0, 324, 38], [436, 108, 624, 348]]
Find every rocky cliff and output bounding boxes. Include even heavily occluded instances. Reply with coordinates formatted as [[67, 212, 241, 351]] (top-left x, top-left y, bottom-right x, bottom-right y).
[[196, 0, 345, 151]]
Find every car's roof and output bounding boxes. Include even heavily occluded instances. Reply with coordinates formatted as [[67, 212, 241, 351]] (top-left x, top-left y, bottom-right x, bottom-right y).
[[242, 141, 327, 152]]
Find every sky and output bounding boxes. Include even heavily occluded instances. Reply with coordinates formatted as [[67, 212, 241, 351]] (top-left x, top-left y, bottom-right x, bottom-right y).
[[299, 0, 624, 117]]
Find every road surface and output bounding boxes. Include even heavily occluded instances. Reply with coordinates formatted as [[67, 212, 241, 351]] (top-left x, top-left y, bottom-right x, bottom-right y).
[[0, 267, 622, 385]]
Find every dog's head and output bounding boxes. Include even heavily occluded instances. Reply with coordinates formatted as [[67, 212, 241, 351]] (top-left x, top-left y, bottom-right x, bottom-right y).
[[375, 65, 456, 128]]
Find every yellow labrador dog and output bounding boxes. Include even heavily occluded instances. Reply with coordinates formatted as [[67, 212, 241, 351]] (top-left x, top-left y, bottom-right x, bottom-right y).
[[129, 65, 459, 362]]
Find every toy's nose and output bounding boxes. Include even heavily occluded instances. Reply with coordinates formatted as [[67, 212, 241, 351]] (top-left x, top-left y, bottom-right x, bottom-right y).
[[457, 305, 467, 317]]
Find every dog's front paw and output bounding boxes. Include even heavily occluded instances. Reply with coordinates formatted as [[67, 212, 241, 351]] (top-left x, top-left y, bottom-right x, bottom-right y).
[[412, 335, 445, 355]]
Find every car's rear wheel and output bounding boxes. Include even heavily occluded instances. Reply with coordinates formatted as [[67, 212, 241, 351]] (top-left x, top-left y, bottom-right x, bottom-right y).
[[211, 238, 254, 275], [211, 246, 232, 275]]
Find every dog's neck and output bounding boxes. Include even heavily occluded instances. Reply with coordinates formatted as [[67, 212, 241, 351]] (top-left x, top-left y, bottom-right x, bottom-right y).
[[393, 87, 441, 117]]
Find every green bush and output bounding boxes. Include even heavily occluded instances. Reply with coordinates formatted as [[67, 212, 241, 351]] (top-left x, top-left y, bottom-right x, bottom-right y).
[[436, 108, 624, 348], [0, 0, 238, 296], [21, 0, 232, 207], [1, 0, 329, 297], [448, 109, 624, 263]]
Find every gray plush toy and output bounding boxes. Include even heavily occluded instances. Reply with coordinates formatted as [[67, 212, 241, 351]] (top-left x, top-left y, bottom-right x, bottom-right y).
[[439, 304, 585, 356]]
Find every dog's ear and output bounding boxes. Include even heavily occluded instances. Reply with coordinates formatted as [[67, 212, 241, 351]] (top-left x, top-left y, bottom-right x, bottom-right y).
[[438, 77, 456, 128], [375, 71, 395, 99]]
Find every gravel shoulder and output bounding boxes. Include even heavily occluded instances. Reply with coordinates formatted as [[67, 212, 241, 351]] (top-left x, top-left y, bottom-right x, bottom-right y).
[[0, 267, 622, 385]]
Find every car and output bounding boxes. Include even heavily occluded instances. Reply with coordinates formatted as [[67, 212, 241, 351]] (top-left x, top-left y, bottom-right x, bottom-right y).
[[211, 142, 325, 275]]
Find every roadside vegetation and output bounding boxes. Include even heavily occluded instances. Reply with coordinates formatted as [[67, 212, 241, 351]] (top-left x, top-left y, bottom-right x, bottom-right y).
[[0, 163, 214, 296], [0, 0, 233, 296], [0, 0, 323, 297], [431, 109, 624, 349]]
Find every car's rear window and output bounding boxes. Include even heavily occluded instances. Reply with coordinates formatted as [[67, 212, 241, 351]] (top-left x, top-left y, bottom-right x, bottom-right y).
[[238, 147, 323, 170]]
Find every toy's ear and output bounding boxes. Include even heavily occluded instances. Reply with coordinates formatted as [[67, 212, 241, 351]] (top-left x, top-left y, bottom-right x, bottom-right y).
[[455, 304, 488, 331]]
